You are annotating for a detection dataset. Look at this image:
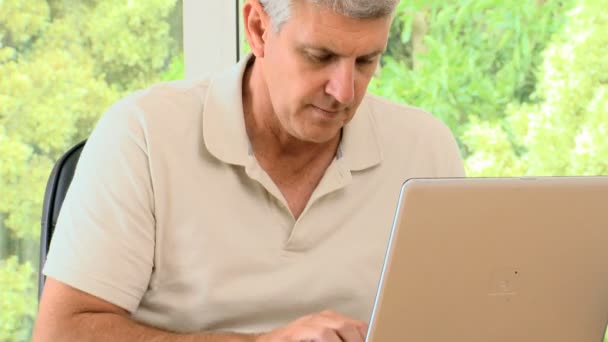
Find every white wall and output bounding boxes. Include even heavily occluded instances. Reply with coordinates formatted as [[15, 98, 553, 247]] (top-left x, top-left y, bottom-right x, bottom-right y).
[[183, 1, 240, 81]]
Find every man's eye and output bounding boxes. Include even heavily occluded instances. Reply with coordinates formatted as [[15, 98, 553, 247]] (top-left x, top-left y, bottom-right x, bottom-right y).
[[308, 53, 332, 63], [357, 58, 376, 65]]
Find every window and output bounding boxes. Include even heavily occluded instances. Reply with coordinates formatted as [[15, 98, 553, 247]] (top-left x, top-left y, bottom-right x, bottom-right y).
[[369, 0, 607, 178], [0, 1, 183, 340]]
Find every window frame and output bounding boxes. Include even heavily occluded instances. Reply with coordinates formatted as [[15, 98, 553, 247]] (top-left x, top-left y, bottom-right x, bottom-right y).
[[183, 0, 241, 81]]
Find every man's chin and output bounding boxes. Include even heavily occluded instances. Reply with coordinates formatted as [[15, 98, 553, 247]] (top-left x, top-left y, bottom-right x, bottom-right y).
[[295, 126, 342, 145]]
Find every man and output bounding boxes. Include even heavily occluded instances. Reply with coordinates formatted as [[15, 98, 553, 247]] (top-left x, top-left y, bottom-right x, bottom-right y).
[[34, 0, 464, 341]]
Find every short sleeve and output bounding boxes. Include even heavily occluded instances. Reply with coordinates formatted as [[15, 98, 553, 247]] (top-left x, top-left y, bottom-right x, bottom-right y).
[[43, 93, 156, 313]]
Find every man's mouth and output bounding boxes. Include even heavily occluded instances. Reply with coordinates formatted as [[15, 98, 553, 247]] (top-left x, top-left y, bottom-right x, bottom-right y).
[[312, 105, 341, 114]]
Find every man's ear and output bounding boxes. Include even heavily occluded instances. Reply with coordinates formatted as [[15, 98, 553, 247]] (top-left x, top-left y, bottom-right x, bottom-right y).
[[243, 0, 271, 58]]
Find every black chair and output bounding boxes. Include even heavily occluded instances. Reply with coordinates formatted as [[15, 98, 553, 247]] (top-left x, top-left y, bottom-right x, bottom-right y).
[[38, 140, 86, 299]]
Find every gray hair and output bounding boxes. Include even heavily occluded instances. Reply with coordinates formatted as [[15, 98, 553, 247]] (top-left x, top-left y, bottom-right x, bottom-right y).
[[259, 0, 399, 32]]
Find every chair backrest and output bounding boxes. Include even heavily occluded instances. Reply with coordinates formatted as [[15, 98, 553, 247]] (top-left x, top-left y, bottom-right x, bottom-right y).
[[38, 140, 86, 299]]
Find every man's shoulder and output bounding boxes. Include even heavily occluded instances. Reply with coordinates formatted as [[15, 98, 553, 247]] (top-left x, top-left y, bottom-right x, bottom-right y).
[[122, 79, 211, 116], [97, 79, 211, 132], [362, 94, 465, 177], [363, 93, 453, 139]]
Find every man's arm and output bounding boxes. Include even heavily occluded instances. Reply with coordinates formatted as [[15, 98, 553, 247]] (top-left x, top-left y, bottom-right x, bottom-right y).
[[33, 277, 257, 342], [34, 277, 367, 342]]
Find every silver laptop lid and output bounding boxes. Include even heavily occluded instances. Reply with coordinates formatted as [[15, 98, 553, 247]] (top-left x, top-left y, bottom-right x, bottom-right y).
[[367, 177, 608, 342]]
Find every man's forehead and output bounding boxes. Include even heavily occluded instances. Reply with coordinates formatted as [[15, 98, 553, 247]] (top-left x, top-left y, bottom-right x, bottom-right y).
[[282, 2, 391, 54]]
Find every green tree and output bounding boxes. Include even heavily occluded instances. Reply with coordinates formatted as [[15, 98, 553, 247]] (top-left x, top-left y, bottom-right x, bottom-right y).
[[370, 0, 574, 158], [0, 0, 182, 340], [464, 0, 608, 177], [0, 257, 36, 342]]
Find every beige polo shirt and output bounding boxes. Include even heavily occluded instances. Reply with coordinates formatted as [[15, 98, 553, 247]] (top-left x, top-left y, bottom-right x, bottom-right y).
[[44, 55, 465, 334]]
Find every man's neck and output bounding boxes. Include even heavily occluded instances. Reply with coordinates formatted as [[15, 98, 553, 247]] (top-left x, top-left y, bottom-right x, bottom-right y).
[[241, 58, 342, 218], [241, 58, 341, 173]]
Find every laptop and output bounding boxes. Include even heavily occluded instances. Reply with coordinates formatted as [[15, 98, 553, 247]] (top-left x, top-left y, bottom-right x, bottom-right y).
[[366, 177, 608, 342]]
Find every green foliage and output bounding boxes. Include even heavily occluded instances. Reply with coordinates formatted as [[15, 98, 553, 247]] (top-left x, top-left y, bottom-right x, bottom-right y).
[[510, 0, 608, 176], [370, 0, 574, 156], [0, 1, 49, 48], [0, 257, 36, 342], [465, 0, 608, 176], [161, 53, 185, 82], [85, 0, 180, 90], [0, 0, 183, 339], [370, 0, 605, 178]]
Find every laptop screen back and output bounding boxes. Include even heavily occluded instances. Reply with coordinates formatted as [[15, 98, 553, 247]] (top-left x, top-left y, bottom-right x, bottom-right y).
[[367, 177, 608, 342]]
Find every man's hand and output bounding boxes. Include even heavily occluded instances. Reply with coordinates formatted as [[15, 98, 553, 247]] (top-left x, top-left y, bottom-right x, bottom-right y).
[[257, 310, 368, 342]]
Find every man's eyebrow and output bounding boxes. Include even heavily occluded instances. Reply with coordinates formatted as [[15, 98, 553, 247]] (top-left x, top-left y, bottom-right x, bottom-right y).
[[299, 45, 385, 59], [358, 50, 385, 59]]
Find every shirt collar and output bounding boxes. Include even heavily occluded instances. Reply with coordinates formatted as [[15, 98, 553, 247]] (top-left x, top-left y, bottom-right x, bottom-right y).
[[202, 55, 252, 166], [339, 96, 383, 171], [202, 53, 382, 171]]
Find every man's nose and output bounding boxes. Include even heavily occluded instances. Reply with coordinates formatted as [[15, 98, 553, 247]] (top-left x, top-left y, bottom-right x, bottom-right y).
[[325, 61, 355, 105]]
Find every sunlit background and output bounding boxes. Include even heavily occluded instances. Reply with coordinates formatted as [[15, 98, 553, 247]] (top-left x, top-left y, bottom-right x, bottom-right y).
[[1, 0, 606, 340]]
